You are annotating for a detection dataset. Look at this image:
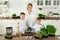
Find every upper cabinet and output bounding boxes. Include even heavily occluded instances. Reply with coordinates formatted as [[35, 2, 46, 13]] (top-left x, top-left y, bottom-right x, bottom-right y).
[[37, 0, 43, 5], [36, 0, 60, 5], [36, 0, 60, 8]]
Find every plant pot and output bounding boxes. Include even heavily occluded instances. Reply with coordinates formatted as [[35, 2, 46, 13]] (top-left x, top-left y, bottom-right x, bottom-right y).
[[16, 16, 20, 19], [5, 35, 12, 39], [43, 36, 48, 38], [39, 16, 45, 19], [34, 35, 43, 40], [12, 13, 16, 19], [49, 34, 55, 37], [46, 25, 56, 37], [38, 14, 45, 19], [34, 36, 41, 40], [5, 34, 12, 39], [12, 17, 17, 19]]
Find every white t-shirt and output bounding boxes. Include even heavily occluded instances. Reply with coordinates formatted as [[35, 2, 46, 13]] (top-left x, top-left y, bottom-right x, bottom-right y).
[[17, 19, 27, 33], [25, 9, 39, 27], [32, 23, 42, 32]]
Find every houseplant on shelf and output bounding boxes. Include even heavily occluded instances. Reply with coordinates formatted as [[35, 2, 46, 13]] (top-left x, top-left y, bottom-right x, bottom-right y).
[[12, 13, 16, 19], [16, 16, 20, 19], [39, 8, 42, 11], [53, 13, 59, 15], [46, 25, 56, 36], [38, 14, 45, 19], [4, 1, 8, 5]]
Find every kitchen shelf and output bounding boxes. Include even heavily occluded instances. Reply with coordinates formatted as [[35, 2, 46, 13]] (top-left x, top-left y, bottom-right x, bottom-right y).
[[41, 17, 60, 20], [0, 17, 60, 20]]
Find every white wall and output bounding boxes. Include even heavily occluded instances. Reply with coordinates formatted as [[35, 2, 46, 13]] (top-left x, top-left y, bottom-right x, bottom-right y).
[[6, 0, 27, 17], [6, 0, 36, 17]]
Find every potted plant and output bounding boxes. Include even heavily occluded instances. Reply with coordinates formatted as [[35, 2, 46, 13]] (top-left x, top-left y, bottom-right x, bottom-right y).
[[34, 33, 42, 40], [16, 16, 20, 19], [34, 25, 56, 40], [5, 33, 12, 39], [40, 27, 48, 38], [38, 14, 45, 19], [53, 13, 59, 15], [46, 25, 56, 36], [4, 1, 8, 5], [12, 13, 16, 19], [34, 25, 48, 39], [39, 8, 42, 10]]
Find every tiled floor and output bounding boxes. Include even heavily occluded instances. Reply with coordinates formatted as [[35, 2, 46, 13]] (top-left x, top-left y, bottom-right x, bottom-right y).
[[0, 36, 60, 40]]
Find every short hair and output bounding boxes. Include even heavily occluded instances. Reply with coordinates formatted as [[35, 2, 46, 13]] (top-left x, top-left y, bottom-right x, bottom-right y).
[[36, 17, 41, 21], [28, 3, 33, 7], [20, 12, 25, 15]]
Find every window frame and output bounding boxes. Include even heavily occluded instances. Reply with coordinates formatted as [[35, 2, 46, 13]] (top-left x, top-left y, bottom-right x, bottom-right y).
[[45, 0, 51, 5], [37, 0, 43, 5], [53, 0, 59, 5]]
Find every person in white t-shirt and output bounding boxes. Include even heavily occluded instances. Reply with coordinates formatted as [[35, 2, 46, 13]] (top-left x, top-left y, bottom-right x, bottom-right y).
[[32, 17, 43, 33], [17, 12, 27, 34], [25, 3, 39, 28]]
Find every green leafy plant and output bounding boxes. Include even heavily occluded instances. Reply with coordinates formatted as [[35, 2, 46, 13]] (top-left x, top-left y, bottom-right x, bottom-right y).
[[12, 13, 16, 18], [16, 16, 20, 18], [34, 25, 47, 39], [53, 13, 59, 15], [34, 25, 56, 39], [46, 25, 56, 36], [34, 33, 42, 39], [38, 14, 45, 19], [40, 27, 48, 38], [39, 8, 42, 10], [4, 1, 8, 5], [5, 34, 12, 39]]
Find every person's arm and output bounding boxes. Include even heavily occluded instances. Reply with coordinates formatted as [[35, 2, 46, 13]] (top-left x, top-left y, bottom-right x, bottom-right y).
[[32, 25, 36, 32], [26, 19, 29, 28], [17, 22, 19, 33], [17, 22, 19, 27]]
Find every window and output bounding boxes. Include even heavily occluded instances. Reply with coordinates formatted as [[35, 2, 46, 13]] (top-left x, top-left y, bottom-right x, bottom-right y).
[[45, 0, 51, 5], [53, 0, 59, 5], [37, 0, 43, 5]]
